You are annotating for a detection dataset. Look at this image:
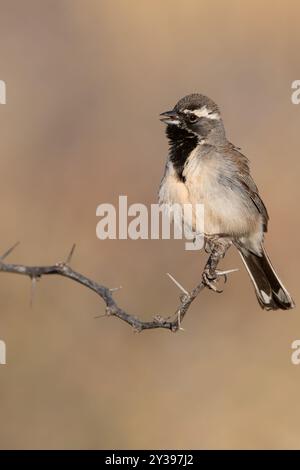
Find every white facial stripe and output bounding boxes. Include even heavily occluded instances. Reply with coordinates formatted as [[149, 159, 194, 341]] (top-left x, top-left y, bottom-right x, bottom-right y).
[[164, 118, 180, 126], [184, 106, 220, 120]]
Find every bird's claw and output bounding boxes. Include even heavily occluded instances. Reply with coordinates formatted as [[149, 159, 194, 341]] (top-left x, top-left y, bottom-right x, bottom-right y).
[[202, 271, 223, 293], [202, 267, 238, 293]]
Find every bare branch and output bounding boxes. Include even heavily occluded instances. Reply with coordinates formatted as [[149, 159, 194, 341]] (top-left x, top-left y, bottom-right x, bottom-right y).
[[0, 240, 236, 332]]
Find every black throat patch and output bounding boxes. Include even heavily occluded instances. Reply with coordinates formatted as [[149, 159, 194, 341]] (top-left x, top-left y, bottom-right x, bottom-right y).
[[166, 125, 198, 182]]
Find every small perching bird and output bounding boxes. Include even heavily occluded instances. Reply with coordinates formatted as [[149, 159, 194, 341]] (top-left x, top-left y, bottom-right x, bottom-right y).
[[159, 93, 295, 310]]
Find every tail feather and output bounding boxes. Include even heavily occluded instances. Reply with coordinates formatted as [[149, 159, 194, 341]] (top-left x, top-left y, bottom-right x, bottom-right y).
[[238, 246, 295, 310]]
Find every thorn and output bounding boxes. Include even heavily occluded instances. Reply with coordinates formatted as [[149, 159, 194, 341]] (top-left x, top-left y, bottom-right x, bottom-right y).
[[30, 276, 37, 308], [215, 268, 239, 276], [109, 286, 122, 293], [215, 268, 239, 284], [94, 313, 107, 319], [0, 241, 20, 261], [166, 272, 189, 296], [65, 243, 76, 265], [177, 310, 185, 331]]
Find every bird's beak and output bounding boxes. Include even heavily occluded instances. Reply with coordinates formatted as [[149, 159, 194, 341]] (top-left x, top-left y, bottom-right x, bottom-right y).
[[159, 110, 180, 125]]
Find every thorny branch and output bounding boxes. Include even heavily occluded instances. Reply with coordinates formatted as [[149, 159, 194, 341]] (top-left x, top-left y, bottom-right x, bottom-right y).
[[0, 241, 237, 333]]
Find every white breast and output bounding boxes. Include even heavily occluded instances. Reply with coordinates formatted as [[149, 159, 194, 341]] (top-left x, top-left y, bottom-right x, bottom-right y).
[[183, 147, 261, 237], [159, 161, 190, 206], [159, 148, 263, 240], [158, 161, 193, 233]]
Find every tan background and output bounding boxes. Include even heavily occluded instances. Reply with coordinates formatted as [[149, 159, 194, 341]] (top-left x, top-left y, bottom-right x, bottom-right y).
[[0, 0, 299, 450]]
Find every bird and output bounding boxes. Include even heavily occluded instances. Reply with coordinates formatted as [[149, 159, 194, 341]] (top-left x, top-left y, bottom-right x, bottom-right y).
[[159, 93, 295, 310]]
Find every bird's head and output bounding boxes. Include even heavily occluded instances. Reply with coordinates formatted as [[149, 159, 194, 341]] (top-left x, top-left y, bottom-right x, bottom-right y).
[[160, 93, 225, 143]]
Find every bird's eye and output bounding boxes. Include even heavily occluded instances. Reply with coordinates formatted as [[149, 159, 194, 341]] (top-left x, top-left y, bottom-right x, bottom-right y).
[[188, 113, 198, 123]]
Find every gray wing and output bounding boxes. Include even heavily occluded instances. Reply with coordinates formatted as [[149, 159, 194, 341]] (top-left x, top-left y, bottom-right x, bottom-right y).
[[225, 145, 269, 232]]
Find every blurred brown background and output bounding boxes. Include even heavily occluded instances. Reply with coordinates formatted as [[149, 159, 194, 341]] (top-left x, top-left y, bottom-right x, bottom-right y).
[[0, 0, 299, 450]]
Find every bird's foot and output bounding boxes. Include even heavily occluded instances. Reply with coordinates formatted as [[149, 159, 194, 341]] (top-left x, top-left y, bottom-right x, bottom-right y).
[[202, 267, 239, 293], [202, 270, 223, 293]]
